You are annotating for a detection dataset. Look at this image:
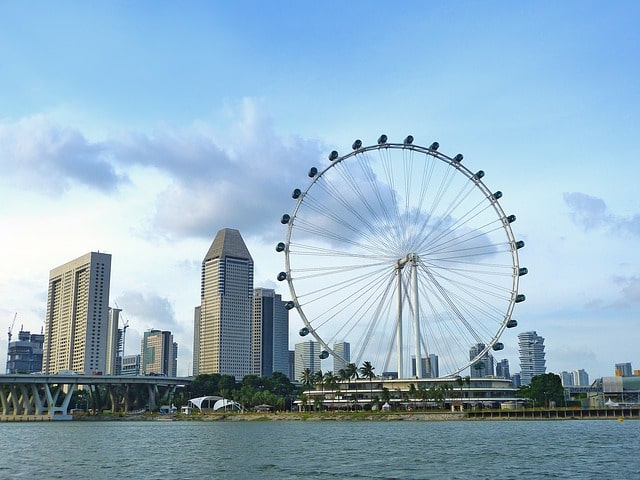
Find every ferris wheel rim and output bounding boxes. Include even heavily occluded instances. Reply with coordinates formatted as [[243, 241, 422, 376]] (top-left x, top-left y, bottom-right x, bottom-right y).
[[279, 136, 524, 378]]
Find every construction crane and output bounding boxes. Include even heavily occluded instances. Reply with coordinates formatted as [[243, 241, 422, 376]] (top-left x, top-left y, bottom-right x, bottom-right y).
[[7, 313, 17, 374], [7, 312, 16, 346], [114, 303, 130, 358]]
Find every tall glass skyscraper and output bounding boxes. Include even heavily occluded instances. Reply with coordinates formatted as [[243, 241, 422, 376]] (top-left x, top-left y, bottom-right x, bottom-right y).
[[252, 288, 289, 377], [332, 341, 350, 373], [469, 342, 495, 378], [43, 252, 111, 375], [294, 341, 320, 382], [518, 331, 546, 385], [195, 228, 254, 378]]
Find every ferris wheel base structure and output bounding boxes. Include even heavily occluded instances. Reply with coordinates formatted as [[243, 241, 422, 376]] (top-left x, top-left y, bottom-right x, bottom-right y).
[[277, 134, 527, 380]]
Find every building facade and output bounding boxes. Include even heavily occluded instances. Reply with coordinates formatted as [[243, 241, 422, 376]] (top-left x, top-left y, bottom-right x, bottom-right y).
[[615, 362, 633, 377], [495, 359, 510, 379], [518, 331, 546, 385], [252, 288, 289, 377], [294, 341, 321, 382], [121, 354, 140, 376], [332, 341, 350, 373], [573, 369, 589, 386], [43, 252, 111, 375], [195, 228, 254, 378], [469, 342, 495, 378], [105, 307, 122, 375], [6, 329, 45, 374], [141, 330, 177, 376]]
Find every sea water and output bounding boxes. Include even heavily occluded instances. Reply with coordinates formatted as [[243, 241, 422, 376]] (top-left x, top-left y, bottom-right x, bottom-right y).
[[0, 419, 638, 479]]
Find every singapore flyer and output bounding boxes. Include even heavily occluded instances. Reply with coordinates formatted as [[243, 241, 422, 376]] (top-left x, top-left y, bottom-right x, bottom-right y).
[[277, 135, 526, 378]]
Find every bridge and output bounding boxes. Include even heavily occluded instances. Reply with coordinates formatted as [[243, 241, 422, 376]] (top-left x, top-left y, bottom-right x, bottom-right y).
[[0, 374, 192, 420]]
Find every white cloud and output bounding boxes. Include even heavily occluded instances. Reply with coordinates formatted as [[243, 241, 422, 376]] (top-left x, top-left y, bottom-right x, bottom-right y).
[[0, 114, 127, 194], [564, 192, 640, 236]]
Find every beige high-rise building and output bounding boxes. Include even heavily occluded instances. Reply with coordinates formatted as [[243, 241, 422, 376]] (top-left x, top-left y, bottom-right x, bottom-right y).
[[141, 329, 177, 376], [195, 228, 254, 378], [43, 252, 112, 375]]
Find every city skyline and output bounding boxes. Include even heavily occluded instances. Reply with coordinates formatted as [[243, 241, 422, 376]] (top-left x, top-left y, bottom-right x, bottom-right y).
[[1, 2, 639, 379]]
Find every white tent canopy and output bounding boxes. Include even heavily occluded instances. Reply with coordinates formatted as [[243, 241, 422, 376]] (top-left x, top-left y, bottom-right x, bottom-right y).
[[188, 396, 243, 412]]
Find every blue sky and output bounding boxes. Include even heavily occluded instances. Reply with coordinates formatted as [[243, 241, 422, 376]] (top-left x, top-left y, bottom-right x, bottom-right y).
[[1, 1, 638, 379]]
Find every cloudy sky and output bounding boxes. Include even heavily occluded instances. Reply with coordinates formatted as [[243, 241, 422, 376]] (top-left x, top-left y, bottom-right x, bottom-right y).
[[1, 1, 638, 379]]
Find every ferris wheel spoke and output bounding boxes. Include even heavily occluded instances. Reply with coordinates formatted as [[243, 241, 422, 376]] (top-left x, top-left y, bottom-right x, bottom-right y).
[[282, 137, 525, 379], [423, 206, 504, 256]]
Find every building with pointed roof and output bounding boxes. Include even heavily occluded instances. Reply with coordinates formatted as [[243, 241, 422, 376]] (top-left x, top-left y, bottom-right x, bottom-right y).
[[194, 228, 254, 378]]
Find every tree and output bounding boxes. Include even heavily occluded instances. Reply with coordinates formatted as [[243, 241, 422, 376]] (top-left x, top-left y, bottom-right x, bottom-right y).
[[301, 368, 313, 396], [518, 373, 564, 408], [455, 376, 471, 402], [417, 385, 428, 410], [408, 383, 417, 409], [359, 361, 376, 407], [323, 371, 339, 405], [381, 387, 391, 409]]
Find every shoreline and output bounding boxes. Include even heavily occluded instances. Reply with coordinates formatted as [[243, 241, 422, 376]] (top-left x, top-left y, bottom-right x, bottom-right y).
[[3, 408, 639, 422]]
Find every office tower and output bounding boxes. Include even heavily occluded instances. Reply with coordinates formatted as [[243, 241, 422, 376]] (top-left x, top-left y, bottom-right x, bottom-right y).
[[121, 354, 140, 376], [559, 371, 574, 387], [105, 307, 122, 375], [518, 331, 546, 385], [332, 341, 350, 373], [512, 372, 521, 387], [411, 356, 429, 378], [294, 341, 320, 382], [192, 306, 201, 376], [288, 350, 295, 381], [196, 228, 254, 378], [6, 328, 45, 374], [615, 362, 632, 377], [43, 252, 111, 375], [573, 369, 589, 386], [428, 354, 439, 378], [252, 288, 289, 377], [469, 342, 495, 378], [141, 329, 177, 376], [496, 359, 510, 379]]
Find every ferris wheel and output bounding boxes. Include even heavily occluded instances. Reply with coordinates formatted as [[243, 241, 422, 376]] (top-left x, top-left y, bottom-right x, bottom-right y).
[[276, 135, 526, 378]]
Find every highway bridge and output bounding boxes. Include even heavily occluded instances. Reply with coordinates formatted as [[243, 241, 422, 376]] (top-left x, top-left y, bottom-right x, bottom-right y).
[[0, 374, 193, 420]]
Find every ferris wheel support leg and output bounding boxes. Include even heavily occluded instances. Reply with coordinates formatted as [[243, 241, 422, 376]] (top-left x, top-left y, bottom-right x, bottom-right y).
[[396, 265, 403, 379], [412, 254, 423, 378]]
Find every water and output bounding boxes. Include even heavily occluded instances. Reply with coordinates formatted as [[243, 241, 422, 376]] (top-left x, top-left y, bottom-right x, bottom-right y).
[[1, 419, 639, 479]]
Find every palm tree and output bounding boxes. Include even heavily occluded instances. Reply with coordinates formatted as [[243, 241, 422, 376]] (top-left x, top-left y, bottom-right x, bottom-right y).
[[408, 383, 417, 410], [417, 385, 428, 410], [313, 369, 324, 410], [381, 387, 391, 410], [359, 361, 376, 407], [301, 368, 313, 409], [323, 371, 338, 405]]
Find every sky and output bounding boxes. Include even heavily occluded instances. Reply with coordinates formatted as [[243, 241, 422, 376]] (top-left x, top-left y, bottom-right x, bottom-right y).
[[0, 1, 638, 380]]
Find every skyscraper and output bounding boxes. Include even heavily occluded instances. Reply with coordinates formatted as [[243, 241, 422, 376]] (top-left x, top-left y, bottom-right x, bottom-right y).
[[559, 371, 574, 386], [141, 329, 177, 376], [573, 369, 589, 386], [294, 341, 320, 382], [496, 359, 511, 379], [469, 342, 495, 378], [252, 288, 289, 377], [105, 307, 122, 375], [615, 362, 633, 377], [332, 341, 350, 373], [43, 252, 111, 375], [518, 331, 546, 385], [195, 228, 254, 378], [6, 328, 44, 374]]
